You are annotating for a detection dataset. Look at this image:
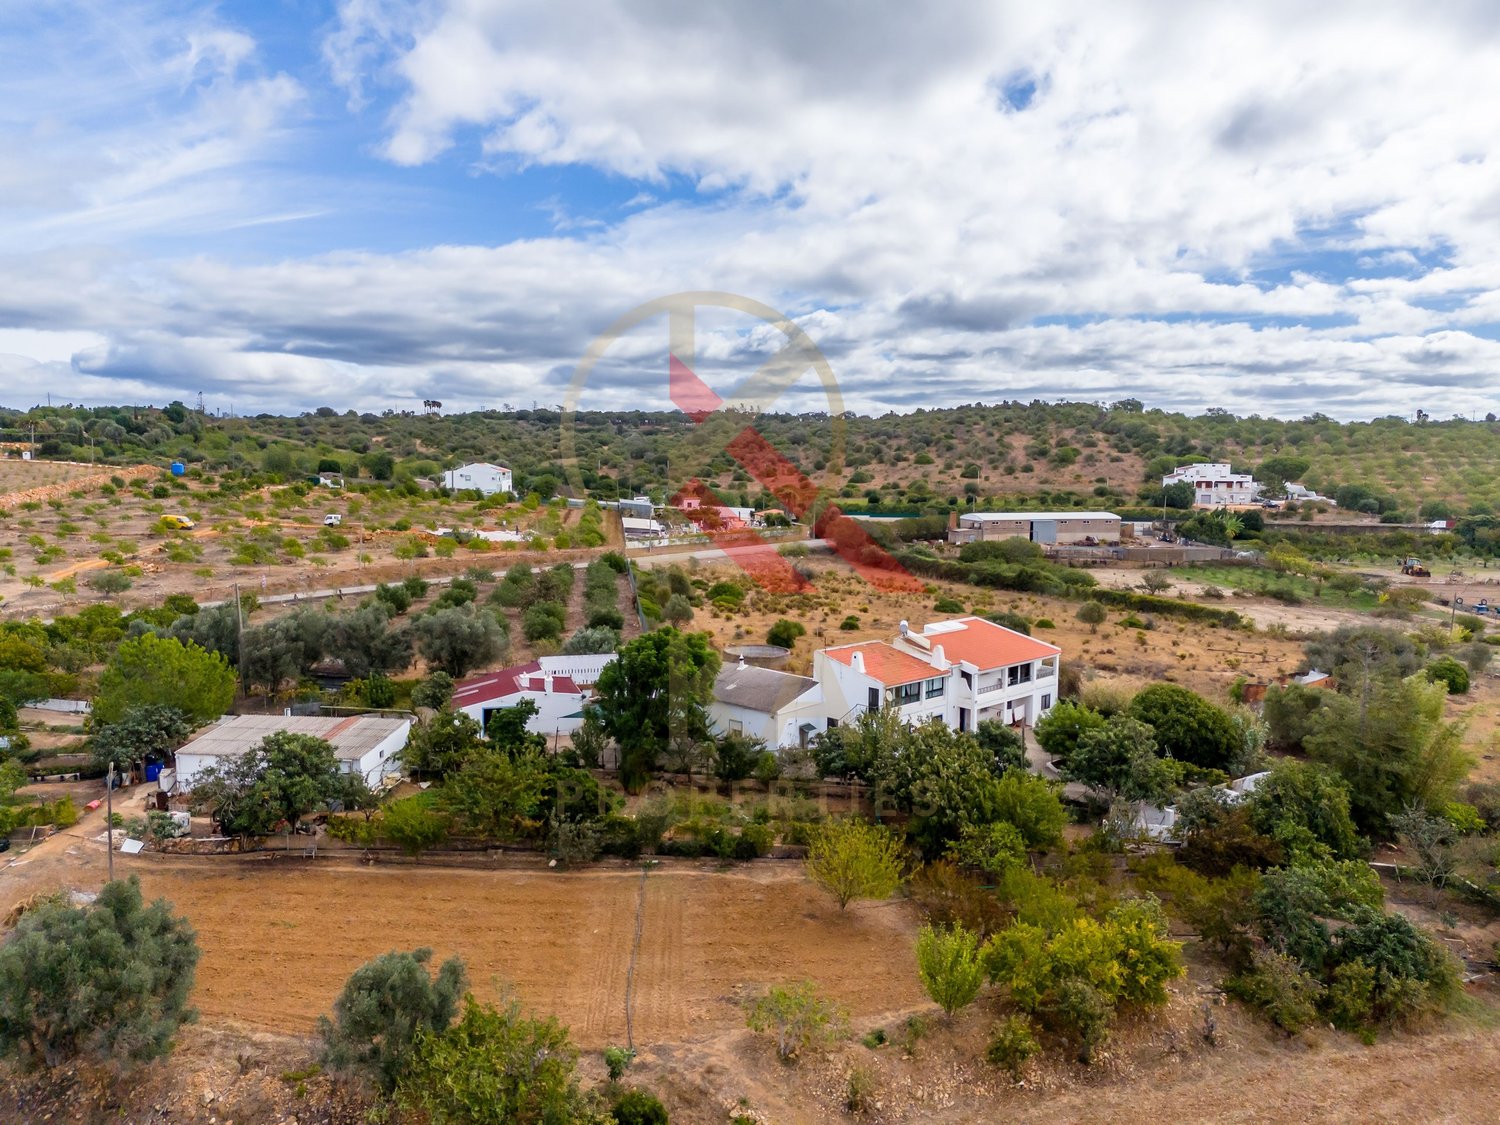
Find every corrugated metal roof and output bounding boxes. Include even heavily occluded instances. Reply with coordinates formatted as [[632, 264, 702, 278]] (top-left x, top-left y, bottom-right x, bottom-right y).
[[179, 714, 409, 762], [959, 511, 1120, 522]]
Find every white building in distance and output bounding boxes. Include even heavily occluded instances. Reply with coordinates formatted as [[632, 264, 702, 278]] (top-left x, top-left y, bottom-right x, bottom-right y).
[[1162, 462, 1261, 507], [442, 462, 513, 496]]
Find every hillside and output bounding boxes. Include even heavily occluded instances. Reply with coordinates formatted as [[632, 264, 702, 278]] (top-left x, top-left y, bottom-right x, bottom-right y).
[[5, 400, 1500, 518]]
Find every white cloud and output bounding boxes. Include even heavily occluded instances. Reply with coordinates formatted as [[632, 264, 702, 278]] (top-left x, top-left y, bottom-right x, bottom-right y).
[[6, 2, 1500, 419]]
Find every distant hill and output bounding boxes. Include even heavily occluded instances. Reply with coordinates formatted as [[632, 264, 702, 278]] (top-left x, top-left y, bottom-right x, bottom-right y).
[[3, 400, 1498, 518]]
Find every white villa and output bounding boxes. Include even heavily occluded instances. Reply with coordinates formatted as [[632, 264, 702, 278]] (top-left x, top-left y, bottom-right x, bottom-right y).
[[441, 462, 513, 496], [1162, 462, 1261, 507], [452, 616, 1063, 752]]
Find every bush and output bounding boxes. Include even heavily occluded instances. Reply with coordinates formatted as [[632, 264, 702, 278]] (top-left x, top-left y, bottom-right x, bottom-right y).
[[989, 769, 1069, 849], [603, 1044, 634, 1081], [915, 923, 986, 1016], [0, 877, 199, 1069], [766, 619, 806, 649], [396, 995, 593, 1123], [948, 820, 1027, 876], [612, 1088, 669, 1125], [1425, 656, 1470, 695], [985, 1014, 1041, 1079], [319, 948, 467, 1092], [1226, 948, 1323, 1033], [745, 982, 848, 1061]]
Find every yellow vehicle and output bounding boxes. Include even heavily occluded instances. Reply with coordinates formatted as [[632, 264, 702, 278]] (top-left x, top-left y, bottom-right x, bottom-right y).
[[160, 514, 196, 530]]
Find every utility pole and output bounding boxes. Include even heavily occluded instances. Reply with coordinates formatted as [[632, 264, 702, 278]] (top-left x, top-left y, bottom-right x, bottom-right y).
[[234, 581, 245, 660], [106, 762, 115, 882]]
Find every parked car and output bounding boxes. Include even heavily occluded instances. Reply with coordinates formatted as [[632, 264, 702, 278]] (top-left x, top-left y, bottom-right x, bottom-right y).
[[161, 514, 195, 530], [323, 513, 342, 527]]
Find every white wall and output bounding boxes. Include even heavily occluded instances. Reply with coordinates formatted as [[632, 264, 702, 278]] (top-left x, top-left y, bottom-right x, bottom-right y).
[[444, 464, 513, 496]]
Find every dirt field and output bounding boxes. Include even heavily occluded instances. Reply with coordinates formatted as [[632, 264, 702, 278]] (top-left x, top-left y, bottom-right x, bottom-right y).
[[23, 851, 920, 1048]]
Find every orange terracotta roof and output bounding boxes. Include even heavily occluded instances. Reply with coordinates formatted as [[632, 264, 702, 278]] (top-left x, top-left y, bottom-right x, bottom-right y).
[[915, 617, 1060, 670], [823, 641, 937, 685]]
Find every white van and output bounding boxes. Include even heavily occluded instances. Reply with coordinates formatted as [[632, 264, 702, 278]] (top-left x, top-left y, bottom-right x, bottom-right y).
[[323, 513, 342, 527]]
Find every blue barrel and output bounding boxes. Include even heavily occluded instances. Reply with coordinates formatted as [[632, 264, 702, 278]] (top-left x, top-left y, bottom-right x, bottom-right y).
[[170, 461, 186, 476], [145, 762, 163, 782]]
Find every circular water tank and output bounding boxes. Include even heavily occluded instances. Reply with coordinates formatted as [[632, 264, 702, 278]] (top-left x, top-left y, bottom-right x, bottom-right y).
[[722, 643, 791, 667], [170, 461, 186, 476]]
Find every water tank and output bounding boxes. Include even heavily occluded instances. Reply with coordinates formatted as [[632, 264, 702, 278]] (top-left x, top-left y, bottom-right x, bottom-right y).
[[170, 461, 186, 476]]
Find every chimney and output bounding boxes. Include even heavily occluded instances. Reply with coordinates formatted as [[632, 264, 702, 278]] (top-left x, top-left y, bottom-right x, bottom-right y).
[[933, 644, 946, 667], [543, 672, 554, 694], [851, 651, 865, 675]]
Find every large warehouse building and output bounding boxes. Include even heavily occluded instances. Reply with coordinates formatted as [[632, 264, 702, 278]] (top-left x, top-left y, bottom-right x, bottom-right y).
[[949, 510, 1122, 546]]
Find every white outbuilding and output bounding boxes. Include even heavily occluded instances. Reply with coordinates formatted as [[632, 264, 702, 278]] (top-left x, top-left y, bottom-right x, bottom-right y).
[[442, 462, 513, 496], [173, 714, 411, 791]]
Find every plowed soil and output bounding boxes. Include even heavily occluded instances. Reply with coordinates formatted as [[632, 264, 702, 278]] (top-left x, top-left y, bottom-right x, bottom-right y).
[[119, 854, 925, 1046]]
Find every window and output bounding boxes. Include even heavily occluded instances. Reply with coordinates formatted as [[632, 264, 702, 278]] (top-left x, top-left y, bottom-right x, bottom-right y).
[[889, 682, 922, 706], [1041, 694, 1052, 710], [868, 687, 881, 712], [729, 719, 743, 734], [925, 676, 946, 699], [827, 716, 839, 729], [960, 669, 973, 690], [1007, 663, 1033, 686]]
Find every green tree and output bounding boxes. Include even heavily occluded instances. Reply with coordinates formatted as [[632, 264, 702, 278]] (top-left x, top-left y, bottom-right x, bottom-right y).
[[1033, 700, 1107, 766], [319, 948, 467, 1092], [0, 877, 198, 1069], [403, 709, 485, 780], [562, 626, 619, 656], [326, 604, 413, 679], [592, 628, 719, 790], [484, 698, 548, 756], [948, 820, 1028, 876], [661, 594, 693, 626], [915, 923, 986, 1017], [805, 818, 905, 910], [989, 769, 1068, 849], [381, 798, 453, 857], [413, 606, 508, 678], [974, 719, 1025, 773], [1304, 674, 1471, 835], [711, 730, 764, 784], [1076, 601, 1107, 634], [440, 749, 551, 841], [1062, 715, 1174, 803], [1128, 684, 1240, 772], [745, 981, 848, 1061], [1245, 759, 1363, 862], [397, 995, 599, 1124], [93, 634, 235, 726], [412, 671, 455, 710], [90, 704, 193, 775], [190, 732, 371, 840]]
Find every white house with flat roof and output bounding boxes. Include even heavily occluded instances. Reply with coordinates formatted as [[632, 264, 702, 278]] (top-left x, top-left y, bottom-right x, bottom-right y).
[[442, 462, 513, 496], [1162, 463, 1260, 507], [952, 510, 1121, 545]]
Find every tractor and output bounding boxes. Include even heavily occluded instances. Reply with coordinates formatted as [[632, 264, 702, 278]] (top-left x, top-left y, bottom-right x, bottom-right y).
[[1400, 557, 1431, 578]]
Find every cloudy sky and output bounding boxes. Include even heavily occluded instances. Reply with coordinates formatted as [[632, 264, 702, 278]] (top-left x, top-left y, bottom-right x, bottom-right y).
[[4, 1, 1500, 420]]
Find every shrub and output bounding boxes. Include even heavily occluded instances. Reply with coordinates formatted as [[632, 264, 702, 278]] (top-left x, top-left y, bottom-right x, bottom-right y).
[[1425, 656, 1470, 695], [319, 948, 467, 1092], [907, 860, 1009, 937], [1226, 948, 1323, 1033], [396, 995, 593, 1123], [985, 1014, 1040, 1079], [839, 614, 861, 630], [915, 923, 986, 1016], [766, 619, 807, 649], [0, 877, 199, 1069], [603, 1044, 634, 1081], [948, 820, 1027, 876], [989, 769, 1068, 849], [612, 1088, 669, 1125], [745, 982, 848, 1061]]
